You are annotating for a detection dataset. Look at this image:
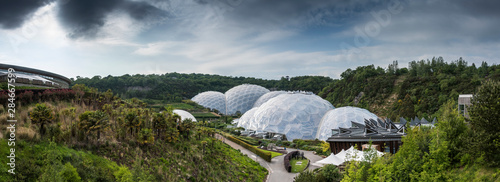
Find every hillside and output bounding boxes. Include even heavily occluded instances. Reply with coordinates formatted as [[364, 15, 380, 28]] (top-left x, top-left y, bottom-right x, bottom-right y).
[[319, 58, 500, 120], [0, 88, 267, 181]]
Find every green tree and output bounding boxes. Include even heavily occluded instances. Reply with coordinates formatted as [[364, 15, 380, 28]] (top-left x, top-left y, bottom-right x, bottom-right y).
[[29, 103, 55, 138], [469, 80, 500, 167], [60, 162, 81, 182]]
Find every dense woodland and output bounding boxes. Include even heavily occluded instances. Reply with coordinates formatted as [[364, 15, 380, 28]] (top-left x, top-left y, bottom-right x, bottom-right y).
[[320, 57, 500, 120]]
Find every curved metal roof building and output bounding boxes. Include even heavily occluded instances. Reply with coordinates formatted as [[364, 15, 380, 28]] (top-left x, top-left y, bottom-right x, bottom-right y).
[[0, 63, 71, 88]]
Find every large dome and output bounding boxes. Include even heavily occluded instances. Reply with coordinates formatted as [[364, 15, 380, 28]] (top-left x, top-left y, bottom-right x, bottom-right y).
[[316, 106, 378, 141], [225, 84, 269, 115], [253, 91, 287, 108], [173, 109, 197, 122], [237, 107, 259, 129], [251, 93, 334, 141], [191, 91, 226, 114]]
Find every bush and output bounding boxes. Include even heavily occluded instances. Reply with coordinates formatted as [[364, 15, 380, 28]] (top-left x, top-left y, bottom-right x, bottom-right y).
[[60, 162, 81, 182]]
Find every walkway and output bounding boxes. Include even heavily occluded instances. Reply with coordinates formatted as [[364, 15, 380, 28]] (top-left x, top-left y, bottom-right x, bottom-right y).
[[215, 134, 325, 182]]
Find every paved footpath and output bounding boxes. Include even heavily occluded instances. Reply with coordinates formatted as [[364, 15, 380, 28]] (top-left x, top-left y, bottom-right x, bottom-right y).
[[215, 134, 325, 182]]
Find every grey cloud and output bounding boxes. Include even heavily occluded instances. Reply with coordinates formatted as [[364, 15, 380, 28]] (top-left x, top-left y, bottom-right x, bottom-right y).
[[58, 0, 169, 39], [0, 0, 54, 29]]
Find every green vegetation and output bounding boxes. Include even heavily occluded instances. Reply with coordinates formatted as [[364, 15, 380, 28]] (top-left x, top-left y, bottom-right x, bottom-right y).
[[294, 164, 342, 182], [0, 139, 119, 182], [72, 73, 332, 102], [319, 58, 500, 120], [290, 159, 309, 173], [256, 148, 283, 158], [234, 135, 259, 146], [220, 132, 273, 162], [341, 81, 500, 181], [469, 80, 500, 167], [0, 84, 267, 181]]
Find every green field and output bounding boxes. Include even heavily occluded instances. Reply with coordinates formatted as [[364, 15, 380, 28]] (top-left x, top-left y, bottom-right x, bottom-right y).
[[290, 159, 309, 173]]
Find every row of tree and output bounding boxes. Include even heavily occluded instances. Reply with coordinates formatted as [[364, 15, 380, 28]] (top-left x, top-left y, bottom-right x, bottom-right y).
[[72, 73, 333, 102]]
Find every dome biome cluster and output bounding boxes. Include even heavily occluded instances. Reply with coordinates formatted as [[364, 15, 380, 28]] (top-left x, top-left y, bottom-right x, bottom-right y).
[[249, 93, 334, 140], [173, 109, 197, 122], [252, 91, 287, 108], [191, 84, 270, 115], [239, 100, 379, 141], [191, 91, 226, 114], [316, 107, 378, 141], [225, 84, 270, 115], [191, 84, 380, 141]]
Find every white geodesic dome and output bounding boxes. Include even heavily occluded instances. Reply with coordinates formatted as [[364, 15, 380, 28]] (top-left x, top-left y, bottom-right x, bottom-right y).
[[316, 106, 379, 141], [253, 91, 287, 108], [237, 107, 259, 129], [173, 109, 197, 122], [251, 93, 334, 141], [225, 84, 270, 115], [191, 91, 226, 114]]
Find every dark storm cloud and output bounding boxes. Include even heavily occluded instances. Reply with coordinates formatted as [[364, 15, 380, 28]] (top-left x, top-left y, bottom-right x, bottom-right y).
[[57, 0, 169, 39], [0, 0, 54, 29]]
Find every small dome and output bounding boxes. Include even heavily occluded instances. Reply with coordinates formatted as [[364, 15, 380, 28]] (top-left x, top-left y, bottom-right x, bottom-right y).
[[191, 91, 226, 114], [253, 91, 287, 108], [250, 93, 334, 141], [173, 109, 197, 122], [316, 106, 378, 141], [225, 84, 269, 115]]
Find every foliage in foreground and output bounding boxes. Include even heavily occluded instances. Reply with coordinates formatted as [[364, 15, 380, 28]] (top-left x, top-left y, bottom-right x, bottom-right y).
[[0, 84, 268, 181], [340, 81, 500, 181], [294, 164, 342, 182]]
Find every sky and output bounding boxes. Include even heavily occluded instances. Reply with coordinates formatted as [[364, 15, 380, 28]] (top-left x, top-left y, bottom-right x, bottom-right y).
[[0, 0, 499, 80]]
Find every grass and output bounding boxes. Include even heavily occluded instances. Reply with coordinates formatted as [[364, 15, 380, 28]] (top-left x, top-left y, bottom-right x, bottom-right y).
[[191, 112, 219, 118], [256, 148, 283, 158], [166, 103, 195, 110], [290, 159, 309, 173]]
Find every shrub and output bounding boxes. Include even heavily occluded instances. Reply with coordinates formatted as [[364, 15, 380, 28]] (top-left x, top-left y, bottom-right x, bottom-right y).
[[60, 162, 81, 182], [114, 165, 133, 182]]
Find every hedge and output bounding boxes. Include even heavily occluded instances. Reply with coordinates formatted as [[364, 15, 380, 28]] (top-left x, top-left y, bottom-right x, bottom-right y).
[[220, 133, 272, 162]]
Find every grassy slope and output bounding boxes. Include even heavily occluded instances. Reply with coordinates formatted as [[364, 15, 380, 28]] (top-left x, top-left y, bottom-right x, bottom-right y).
[[0, 139, 120, 182], [0, 100, 267, 182]]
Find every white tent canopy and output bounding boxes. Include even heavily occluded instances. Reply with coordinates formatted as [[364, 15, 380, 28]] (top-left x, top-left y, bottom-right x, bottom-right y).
[[314, 146, 384, 166], [317, 153, 345, 166]]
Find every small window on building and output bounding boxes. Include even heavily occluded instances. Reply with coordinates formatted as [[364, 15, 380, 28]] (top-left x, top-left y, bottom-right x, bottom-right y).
[[459, 104, 465, 114]]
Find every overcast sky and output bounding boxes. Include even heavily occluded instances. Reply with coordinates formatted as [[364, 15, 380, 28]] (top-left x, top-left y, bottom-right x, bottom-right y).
[[0, 0, 499, 80]]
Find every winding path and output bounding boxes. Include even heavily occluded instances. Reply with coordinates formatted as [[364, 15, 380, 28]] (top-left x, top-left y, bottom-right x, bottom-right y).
[[215, 134, 325, 182]]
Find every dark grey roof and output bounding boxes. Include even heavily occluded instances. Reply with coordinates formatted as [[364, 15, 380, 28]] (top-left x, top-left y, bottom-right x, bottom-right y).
[[0, 63, 71, 85], [327, 117, 436, 142]]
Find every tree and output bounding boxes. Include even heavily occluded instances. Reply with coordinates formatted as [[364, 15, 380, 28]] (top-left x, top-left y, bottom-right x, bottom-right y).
[[78, 110, 109, 141], [469, 80, 500, 167], [29, 103, 55, 138]]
